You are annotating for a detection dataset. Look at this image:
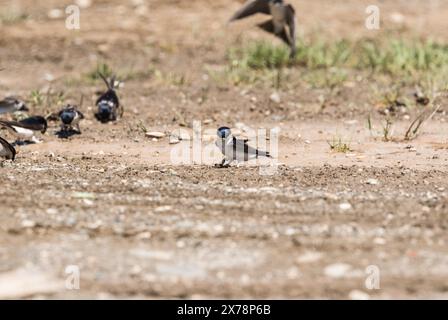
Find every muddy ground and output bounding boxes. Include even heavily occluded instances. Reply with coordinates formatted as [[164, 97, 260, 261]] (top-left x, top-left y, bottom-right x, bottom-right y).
[[0, 0, 447, 299]]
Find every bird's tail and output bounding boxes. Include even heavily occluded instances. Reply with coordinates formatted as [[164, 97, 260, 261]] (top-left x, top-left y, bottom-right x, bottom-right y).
[[256, 150, 273, 158]]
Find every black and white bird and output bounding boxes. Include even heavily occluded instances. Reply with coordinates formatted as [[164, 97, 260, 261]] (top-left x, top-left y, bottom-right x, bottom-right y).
[[95, 73, 121, 123], [215, 126, 272, 167], [0, 136, 16, 160], [229, 0, 297, 58], [59, 104, 84, 134], [0, 116, 47, 144], [0, 97, 29, 115]]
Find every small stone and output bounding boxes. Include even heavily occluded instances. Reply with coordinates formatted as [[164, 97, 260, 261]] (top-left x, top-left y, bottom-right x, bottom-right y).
[[366, 178, 379, 185], [324, 263, 352, 278], [169, 135, 180, 144], [296, 251, 323, 264], [154, 206, 172, 213], [46, 208, 58, 215], [83, 199, 94, 206], [270, 92, 281, 104], [339, 203, 352, 211], [75, 0, 92, 8], [373, 237, 386, 245], [146, 132, 166, 139], [21, 220, 36, 228], [136, 232, 151, 240], [48, 9, 63, 19]]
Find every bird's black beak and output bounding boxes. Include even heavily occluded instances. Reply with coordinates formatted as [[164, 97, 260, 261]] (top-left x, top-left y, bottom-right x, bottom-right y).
[[20, 104, 29, 112]]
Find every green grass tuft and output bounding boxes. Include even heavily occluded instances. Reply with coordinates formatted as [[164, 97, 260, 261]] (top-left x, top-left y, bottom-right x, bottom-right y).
[[228, 39, 448, 82]]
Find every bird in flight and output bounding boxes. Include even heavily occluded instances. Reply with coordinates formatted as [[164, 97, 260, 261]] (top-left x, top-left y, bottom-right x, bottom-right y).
[[229, 0, 297, 58]]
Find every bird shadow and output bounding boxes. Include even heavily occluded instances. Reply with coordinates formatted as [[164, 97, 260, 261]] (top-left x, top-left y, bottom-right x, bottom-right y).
[[56, 130, 81, 139], [12, 140, 36, 147]]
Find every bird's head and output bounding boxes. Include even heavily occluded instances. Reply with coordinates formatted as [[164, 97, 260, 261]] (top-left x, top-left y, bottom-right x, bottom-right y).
[[96, 101, 114, 122], [217, 126, 231, 139], [15, 99, 29, 112], [60, 106, 76, 125]]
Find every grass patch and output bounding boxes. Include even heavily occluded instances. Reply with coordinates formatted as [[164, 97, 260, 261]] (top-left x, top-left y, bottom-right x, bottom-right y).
[[328, 137, 352, 153], [86, 62, 115, 81], [226, 39, 448, 87], [0, 8, 28, 25]]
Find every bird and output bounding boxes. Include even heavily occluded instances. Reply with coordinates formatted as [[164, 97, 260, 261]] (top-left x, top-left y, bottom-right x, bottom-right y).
[[0, 97, 29, 115], [0, 116, 47, 144], [95, 73, 122, 123], [59, 104, 84, 134], [215, 126, 272, 167], [0, 136, 16, 160], [229, 0, 297, 58]]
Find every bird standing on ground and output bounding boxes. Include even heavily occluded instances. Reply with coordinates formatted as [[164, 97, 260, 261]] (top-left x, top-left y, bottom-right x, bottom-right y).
[[0, 116, 47, 144], [229, 0, 297, 58], [215, 126, 272, 167], [0, 97, 29, 115], [95, 73, 121, 123], [59, 104, 84, 134], [0, 136, 16, 160]]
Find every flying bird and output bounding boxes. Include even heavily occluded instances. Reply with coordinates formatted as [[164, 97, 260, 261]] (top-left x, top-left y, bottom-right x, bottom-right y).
[[59, 104, 84, 134], [229, 0, 297, 58], [0, 97, 29, 115], [0, 136, 16, 160], [95, 73, 122, 123], [0, 116, 47, 144], [215, 126, 272, 167]]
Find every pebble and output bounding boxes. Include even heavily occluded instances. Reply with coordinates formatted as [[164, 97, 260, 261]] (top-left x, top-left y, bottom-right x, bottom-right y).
[[296, 251, 323, 264], [169, 135, 180, 144], [47, 9, 63, 19], [339, 203, 352, 211], [270, 92, 281, 104], [145, 132, 166, 139], [366, 178, 379, 185], [21, 220, 36, 228], [75, 0, 92, 8], [324, 263, 352, 278]]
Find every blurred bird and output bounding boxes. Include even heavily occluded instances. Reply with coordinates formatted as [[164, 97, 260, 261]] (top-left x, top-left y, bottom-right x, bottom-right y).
[[0, 136, 16, 160], [95, 73, 121, 123], [0, 97, 29, 115], [0, 116, 47, 144], [215, 126, 272, 167], [229, 0, 297, 58], [59, 104, 84, 134]]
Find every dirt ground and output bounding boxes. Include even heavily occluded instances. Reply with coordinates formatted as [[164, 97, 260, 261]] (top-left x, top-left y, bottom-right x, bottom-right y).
[[0, 0, 448, 299]]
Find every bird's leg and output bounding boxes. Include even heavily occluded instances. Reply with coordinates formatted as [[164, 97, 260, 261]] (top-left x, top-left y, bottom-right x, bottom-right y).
[[223, 159, 233, 168], [75, 123, 81, 134], [215, 158, 232, 168], [215, 158, 226, 168]]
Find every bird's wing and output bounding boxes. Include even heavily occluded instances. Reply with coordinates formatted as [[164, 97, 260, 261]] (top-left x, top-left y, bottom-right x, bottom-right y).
[[18, 117, 46, 131], [0, 98, 15, 108], [0, 136, 15, 160], [232, 137, 252, 153], [232, 137, 271, 158], [229, 0, 270, 22], [285, 4, 296, 49], [257, 19, 290, 45]]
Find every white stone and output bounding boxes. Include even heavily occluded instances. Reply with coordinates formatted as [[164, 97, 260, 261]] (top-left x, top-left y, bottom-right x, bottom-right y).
[[324, 263, 352, 278]]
